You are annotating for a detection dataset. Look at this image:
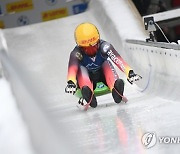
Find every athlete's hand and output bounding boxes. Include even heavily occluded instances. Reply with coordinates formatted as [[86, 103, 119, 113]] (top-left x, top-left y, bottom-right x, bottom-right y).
[[127, 70, 142, 84], [65, 80, 77, 95]]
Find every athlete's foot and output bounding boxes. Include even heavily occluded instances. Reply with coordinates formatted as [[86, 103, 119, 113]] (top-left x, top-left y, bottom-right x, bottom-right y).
[[82, 86, 97, 108], [112, 79, 124, 103]]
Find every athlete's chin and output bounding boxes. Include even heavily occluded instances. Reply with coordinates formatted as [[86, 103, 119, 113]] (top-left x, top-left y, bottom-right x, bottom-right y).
[[89, 54, 96, 57], [84, 49, 98, 57], [86, 51, 97, 57]]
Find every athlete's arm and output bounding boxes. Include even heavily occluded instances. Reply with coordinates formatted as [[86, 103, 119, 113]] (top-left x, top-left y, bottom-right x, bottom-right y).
[[101, 42, 132, 77], [100, 41, 142, 84], [67, 48, 81, 84]]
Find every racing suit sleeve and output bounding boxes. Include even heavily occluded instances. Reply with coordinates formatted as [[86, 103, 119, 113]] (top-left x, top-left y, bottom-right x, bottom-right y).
[[101, 42, 132, 77], [67, 48, 80, 84]]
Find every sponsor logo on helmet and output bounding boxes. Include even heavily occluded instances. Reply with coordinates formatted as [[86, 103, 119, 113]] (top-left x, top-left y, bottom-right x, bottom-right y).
[[81, 37, 97, 45]]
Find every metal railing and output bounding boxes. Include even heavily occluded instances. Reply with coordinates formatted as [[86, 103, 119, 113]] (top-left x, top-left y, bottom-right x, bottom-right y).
[[126, 39, 180, 50]]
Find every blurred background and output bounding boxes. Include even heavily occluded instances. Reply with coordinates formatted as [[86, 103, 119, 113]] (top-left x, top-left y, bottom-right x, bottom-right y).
[[132, 0, 180, 43], [0, 0, 90, 28], [0, 0, 179, 43]]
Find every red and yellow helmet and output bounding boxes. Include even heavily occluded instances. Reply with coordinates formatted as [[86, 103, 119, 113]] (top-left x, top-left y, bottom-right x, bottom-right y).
[[74, 23, 100, 56], [74, 22, 100, 47]]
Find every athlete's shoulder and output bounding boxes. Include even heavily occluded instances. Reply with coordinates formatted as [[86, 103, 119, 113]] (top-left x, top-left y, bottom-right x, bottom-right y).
[[70, 46, 83, 61], [99, 40, 113, 56]]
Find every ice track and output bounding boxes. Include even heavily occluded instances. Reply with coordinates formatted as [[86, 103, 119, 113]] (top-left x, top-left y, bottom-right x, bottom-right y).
[[0, 0, 180, 154]]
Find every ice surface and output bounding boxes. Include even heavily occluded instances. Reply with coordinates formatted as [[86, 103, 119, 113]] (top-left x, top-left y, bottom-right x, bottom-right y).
[[0, 78, 34, 154]]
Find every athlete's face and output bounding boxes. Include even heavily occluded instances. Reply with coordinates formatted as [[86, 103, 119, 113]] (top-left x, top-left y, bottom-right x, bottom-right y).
[[81, 41, 99, 57]]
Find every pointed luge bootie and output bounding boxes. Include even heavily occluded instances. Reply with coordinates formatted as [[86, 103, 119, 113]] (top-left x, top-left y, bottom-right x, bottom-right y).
[[112, 79, 124, 103], [81, 86, 97, 108]]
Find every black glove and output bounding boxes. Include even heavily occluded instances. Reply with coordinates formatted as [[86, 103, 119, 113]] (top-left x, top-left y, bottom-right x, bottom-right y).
[[127, 70, 142, 84], [65, 80, 77, 95]]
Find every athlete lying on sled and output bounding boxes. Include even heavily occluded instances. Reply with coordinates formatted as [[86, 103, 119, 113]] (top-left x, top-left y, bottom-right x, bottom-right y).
[[65, 23, 142, 110]]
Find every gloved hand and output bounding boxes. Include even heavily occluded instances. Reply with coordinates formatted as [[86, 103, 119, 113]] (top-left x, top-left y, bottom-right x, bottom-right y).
[[127, 70, 142, 84], [65, 80, 77, 95]]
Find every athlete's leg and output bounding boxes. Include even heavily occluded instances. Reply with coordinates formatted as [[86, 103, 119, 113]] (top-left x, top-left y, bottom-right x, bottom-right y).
[[77, 65, 97, 108], [102, 60, 119, 90], [102, 60, 124, 103], [77, 65, 93, 90]]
